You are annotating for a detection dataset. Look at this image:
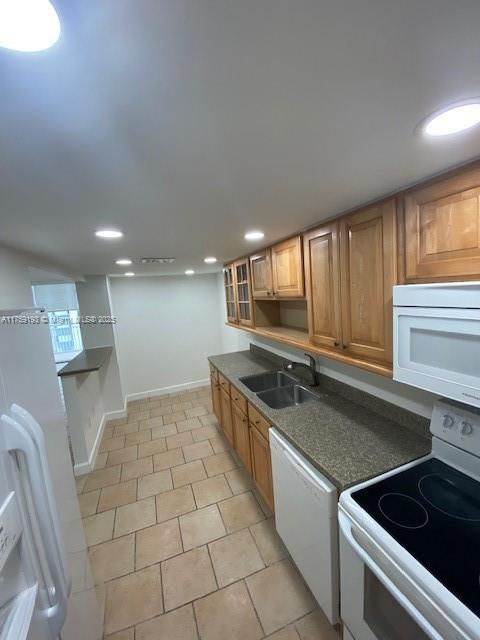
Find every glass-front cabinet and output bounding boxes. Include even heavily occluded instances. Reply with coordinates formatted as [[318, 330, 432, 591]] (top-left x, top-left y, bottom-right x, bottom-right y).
[[223, 264, 238, 323], [234, 259, 254, 326]]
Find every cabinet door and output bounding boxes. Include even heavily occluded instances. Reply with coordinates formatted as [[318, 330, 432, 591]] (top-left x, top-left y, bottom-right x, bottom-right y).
[[211, 375, 221, 422], [234, 259, 254, 327], [339, 199, 396, 364], [223, 264, 238, 323], [250, 425, 274, 512], [250, 250, 273, 298], [271, 236, 304, 298], [220, 388, 234, 447], [303, 222, 342, 349], [404, 164, 480, 281], [231, 403, 251, 473]]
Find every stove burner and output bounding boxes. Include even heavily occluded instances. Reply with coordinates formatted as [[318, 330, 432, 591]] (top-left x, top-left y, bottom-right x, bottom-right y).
[[378, 493, 429, 529], [419, 473, 480, 522]]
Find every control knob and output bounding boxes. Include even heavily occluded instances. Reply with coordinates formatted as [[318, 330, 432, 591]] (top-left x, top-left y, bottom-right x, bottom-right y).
[[461, 421, 473, 436], [442, 414, 455, 429]]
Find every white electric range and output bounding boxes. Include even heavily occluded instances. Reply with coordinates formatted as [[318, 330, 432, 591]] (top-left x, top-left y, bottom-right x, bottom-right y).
[[339, 398, 480, 640]]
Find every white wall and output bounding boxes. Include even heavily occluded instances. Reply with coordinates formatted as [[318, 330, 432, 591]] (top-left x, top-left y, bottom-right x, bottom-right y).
[[32, 282, 79, 311], [0, 245, 37, 309], [76, 276, 116, 349], [109, 273, 224, 397], [75, 275, 124, 415], [0, 243, 77, 310]]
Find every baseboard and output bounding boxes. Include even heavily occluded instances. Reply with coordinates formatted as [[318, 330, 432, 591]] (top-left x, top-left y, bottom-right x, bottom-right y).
[[74, 412, 108, 477], [126, 378, 210, 403], [73, 378, 209, 476]]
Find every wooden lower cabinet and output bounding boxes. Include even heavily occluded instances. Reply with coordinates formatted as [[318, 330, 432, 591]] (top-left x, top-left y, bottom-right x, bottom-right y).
[[211, 374, 221, 422], [219, 387, 234, 447], [231, 402, 252, 473], [250, 424, 274, 512], [209, 366, 274, 511]]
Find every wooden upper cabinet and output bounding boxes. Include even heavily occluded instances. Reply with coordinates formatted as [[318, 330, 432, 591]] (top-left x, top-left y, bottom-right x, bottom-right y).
[[234, 259, 254, 326], [271, 236, 304, 298], [223, 264, 238, 323], [250, 250, 273, 298], [339, 199, 397, 364], [303, 222, 342, 349], [404, 164, 480, 281]]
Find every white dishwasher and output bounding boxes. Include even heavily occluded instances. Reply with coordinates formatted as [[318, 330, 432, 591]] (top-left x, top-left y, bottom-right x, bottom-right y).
[[270, 428, 339, 625]]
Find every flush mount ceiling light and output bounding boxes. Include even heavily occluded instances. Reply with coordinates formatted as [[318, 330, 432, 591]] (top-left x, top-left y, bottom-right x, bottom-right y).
[[185, 269, 195, 275], [95, 229, 123, 239], [115, 258, 132, 265], [124, 272, 135, 277], [422, 100, 480, 137], [244, 230, 265, 241], [204, 257, 217, 264], [0, 0, 61, 52]]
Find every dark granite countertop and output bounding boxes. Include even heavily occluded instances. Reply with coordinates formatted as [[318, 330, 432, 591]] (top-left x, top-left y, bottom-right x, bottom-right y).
[[208, 348, 431, 492], [58, 346, 112, 377]]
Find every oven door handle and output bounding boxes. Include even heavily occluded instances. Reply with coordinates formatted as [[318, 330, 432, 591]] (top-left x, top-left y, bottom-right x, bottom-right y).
[[339, 511, 444, 640]]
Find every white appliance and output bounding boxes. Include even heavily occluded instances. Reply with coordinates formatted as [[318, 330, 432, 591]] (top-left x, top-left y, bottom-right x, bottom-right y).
[[339, 398, 480, 640], [393, 281, 480, 407], [270, 428, 339, 624], [0, 308, 103, 640]]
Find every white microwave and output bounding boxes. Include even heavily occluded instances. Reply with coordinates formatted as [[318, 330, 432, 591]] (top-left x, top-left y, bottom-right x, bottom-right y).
[[393, 282, 480, 407]]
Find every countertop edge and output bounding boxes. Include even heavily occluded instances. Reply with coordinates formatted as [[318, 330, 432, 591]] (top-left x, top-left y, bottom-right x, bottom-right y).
[[58, 346, 113, 377]]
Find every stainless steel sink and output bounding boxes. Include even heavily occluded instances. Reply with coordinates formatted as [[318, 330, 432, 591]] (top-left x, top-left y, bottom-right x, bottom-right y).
[[256, 384, 319, 409], [239, 370, 297, 393]]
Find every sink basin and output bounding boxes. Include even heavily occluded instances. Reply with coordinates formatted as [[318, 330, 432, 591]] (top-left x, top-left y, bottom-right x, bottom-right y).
[[239, 370, 297, 393], [257, 384, 319, 409]]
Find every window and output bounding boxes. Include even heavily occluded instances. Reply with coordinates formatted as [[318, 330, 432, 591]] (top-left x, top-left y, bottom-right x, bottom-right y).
[[48, 309, 83, 355]]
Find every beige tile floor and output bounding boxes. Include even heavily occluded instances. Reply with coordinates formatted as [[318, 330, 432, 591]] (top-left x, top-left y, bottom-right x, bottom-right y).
[[76, 385, 341, 640]]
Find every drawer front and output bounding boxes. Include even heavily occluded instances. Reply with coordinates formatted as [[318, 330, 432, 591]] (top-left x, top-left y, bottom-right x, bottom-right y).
[[248, 403, 270, 440], [230, 386, 248, 415], [218, 373, 230, 394], [209, 363, 218, 380]]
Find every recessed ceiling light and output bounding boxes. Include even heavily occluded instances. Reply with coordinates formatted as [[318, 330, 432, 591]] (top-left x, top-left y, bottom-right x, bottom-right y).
[[95, 229, 123, 239], [0, 0, 61, 52], [204, 257, 217, 264], [115, 259, 132, 265], [245, 230, 265, 241], [422, 100, 480, 136], [185, 269, 195, 275], [124, 272, 135, 277]]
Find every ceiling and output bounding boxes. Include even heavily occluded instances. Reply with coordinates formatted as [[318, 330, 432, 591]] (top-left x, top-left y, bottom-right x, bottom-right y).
[[1, 0, 480, 277]]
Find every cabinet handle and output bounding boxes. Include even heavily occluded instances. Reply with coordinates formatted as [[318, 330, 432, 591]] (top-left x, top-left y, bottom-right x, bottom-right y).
[[255, 420, 260, 424], [334, 341, 340, 347], [342, 343, 348, 349]]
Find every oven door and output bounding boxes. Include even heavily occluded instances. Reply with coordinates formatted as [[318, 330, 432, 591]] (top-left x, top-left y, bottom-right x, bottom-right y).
[[339, 512, 442, 640], [393, 306, 480, 408]]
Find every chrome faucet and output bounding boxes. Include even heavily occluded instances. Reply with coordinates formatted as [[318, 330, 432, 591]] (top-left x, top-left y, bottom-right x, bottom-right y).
[[283, 353, 319, 386]]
